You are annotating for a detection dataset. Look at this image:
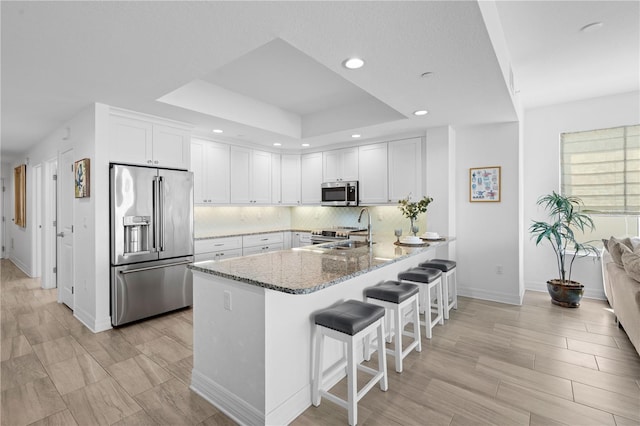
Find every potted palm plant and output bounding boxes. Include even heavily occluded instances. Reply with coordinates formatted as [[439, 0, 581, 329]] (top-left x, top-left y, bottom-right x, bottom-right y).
[[529, 191, 599, 307]]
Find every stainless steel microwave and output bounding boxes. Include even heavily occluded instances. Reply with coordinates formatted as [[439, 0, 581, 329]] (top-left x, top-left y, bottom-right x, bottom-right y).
[[321, 181, 359, 206]]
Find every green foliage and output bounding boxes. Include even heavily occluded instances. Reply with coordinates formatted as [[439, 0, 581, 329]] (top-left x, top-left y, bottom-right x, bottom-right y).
[[398, 194, 433, 219], [529, 191, 599, 284]]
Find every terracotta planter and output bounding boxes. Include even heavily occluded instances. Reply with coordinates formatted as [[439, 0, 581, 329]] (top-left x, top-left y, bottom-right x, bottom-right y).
[[546, 279, 584, 308]]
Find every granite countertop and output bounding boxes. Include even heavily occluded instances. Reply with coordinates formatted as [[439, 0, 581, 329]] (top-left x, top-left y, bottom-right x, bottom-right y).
[[188, 237, 451, 294], [195, 229, 311, 240]]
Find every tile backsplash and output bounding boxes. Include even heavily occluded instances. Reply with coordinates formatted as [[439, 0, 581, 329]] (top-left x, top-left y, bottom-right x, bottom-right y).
[[195, 205, 432, 239]]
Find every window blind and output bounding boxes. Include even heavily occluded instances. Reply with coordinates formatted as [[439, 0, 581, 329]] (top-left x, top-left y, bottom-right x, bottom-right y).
[[561, 124, 640, 214]]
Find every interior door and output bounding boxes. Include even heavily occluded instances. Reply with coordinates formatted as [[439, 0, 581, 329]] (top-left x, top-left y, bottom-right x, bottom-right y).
[[34, 164, 42, 278], [57, 149, 74, 309]]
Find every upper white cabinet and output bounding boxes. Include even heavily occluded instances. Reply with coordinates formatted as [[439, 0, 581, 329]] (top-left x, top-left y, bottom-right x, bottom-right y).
[[358, 143, 389, 204], [388, 137, 423, 202], [109, 114, 190, 170], [300, 152, 323, 204], [323, 147, 359, 182], [230, 147, 272, 204], [191, 139, 230, 204], [271, 154, 282, 204], [281, 154, 301, 205]]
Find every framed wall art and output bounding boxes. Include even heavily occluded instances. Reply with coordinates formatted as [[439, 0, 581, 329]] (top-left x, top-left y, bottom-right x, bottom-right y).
[[469, 166, 501, 202], [14, 164, 26, 227], [74, 158, 90, 198]]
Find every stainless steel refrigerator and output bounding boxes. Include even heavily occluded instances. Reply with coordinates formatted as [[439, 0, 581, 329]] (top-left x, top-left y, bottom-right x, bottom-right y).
[[110, 164, 194, 326]]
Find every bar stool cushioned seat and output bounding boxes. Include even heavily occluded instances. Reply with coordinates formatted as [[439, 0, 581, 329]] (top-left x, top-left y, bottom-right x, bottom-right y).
[[364, 281, 421, 373], [314, 299, 385, 335], [313, 300, 388, 425], [419, 259, 457, 319], [397, 267, 444, 339]]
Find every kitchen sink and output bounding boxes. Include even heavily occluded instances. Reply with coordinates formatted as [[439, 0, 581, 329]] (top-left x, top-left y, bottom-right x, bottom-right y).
[[327, 240, 374, 250]]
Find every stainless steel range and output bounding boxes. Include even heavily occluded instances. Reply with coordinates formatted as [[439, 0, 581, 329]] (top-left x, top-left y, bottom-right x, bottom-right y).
[[310, 226, 367, 244]]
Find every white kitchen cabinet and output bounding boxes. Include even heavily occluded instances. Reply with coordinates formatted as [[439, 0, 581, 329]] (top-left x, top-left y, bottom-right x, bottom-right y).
[[271, 154, 281, 204], [194, 237, 243, 261], [291, 231, 312, 248], [242, 232, 284, 255], [323, 147, 359, 182], [191, 139, 230, 204], [230, 147, 272, 204], [281, 154, 301, 205], [388, 137, 423, 202], [109, 114, 190, 170], [358, 143, 389, 204], [300, 152, 323, 204]]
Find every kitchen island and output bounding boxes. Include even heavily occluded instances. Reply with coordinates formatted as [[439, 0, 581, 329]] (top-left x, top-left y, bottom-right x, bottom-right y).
[[188, 237, 453, 425]]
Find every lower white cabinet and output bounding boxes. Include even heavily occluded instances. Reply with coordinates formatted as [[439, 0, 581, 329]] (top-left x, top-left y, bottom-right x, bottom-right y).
[[242, 232, 284, 256], [194, 237, 242, 261]]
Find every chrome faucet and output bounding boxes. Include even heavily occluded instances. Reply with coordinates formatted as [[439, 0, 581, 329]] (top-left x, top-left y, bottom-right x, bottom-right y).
[[358, 207, 373, 246]]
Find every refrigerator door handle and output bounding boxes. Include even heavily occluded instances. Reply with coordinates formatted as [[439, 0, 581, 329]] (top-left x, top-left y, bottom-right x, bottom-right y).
[[153, 176, 160, 251], [158, 176, 165, 252], [118, 260, 192, 274]]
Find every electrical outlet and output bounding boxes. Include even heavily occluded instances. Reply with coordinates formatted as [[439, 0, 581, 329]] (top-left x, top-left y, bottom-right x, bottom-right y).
[[496, 265, 503, 275], [224, 291, 232, 311]]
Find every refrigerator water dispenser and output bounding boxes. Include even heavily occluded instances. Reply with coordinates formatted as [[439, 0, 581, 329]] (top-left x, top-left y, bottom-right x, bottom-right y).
[[123, 216, 150, 254]]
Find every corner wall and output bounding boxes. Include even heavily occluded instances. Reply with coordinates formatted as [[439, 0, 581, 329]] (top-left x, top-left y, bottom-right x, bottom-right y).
[[455, 121, 521, 304], [523, 91, 640, 299]]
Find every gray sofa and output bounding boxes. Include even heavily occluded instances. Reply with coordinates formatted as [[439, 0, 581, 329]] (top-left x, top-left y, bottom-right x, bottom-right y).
[[601, 237, 640, 355]]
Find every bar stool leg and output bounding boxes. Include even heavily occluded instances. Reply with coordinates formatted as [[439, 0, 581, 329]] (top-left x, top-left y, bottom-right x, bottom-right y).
[[312, 329, 324, 406], [377, 321, 388, 391], [347, 339, 357, 425], [412, 296, 422, 353], [451, 269, 458, 310], [436, 277, 444, 325], [442, 273, 451, 320], [393, 301, 402, 373]]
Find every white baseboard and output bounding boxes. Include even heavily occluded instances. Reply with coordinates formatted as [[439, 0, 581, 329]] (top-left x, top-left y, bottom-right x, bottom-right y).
[[73, 305, 112, 333], [9, 256, 32, 277], [191, 369, 264, 426], [458, 286, 523, 305]]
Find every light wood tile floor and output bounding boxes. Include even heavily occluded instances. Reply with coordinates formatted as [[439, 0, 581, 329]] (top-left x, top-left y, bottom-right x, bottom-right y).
[[2, 259, 639, 425]]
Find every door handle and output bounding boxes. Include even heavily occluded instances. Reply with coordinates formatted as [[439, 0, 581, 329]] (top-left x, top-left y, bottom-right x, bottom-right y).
[[56, 232, 64, 237]]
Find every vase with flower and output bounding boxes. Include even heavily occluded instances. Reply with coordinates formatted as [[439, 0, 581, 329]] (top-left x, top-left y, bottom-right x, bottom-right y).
[[398, 194, 433, 236]]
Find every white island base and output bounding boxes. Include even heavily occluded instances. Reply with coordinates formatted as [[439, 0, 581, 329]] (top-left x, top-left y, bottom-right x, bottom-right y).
[[190, 243, 448, 425]]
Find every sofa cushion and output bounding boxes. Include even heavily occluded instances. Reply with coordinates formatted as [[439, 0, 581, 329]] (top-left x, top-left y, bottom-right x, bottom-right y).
[[621, 245, 640, 283], [608, 236, 633, 266]]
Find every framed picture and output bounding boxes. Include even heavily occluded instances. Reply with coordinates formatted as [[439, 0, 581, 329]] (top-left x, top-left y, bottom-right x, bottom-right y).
[[469, 166, 501, 202], [14, 164, 26, 227], [74, 158, 90, 198]]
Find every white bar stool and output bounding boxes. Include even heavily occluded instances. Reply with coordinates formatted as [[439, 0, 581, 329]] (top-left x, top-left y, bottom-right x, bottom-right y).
[[364, 280, 421, 373], [312, 300, 388, 426], [420, 259, 457, 319], [397, 267, 444, 339]]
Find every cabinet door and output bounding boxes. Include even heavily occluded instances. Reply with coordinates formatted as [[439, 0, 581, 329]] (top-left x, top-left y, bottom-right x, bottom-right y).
[[271, 154, 281, 204], [230, 146, 251, 204], [206, 142, 230, 203], [340, 147, 359, 181], [281, 154, 301, 205], [109, 116, 153, 165], [152, 124, 190, 169], [358, 143, 388, 204], [301, 152, 323, 204], [251, 150, 272, 204], [323, 147, 358, 181], [323, 150, 342, 182], [388, 138, 423, 202], [191, 140, 207, 203]]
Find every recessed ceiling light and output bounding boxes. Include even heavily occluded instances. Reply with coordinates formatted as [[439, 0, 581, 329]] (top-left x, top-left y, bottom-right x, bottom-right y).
[[273, 143, 282, 146], [413, 110, 428, 116], [343, 58, 365, 69], [212, 129, 223, 133], [351, 134, 361, 138], [580, 22, 603, 33], [301, 143, 310, 147]]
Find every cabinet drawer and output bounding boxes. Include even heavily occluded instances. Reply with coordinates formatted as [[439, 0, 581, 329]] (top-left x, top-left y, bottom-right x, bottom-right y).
[[195, 248, 242, 262], [195, 236, 242, 254], [243, 243, 284, 256], [242, 232, 284, 248]]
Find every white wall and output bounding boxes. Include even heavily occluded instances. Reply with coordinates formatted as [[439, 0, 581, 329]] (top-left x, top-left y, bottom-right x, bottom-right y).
[[455, 121, 521, 304], [523, 91, 640, 300]]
